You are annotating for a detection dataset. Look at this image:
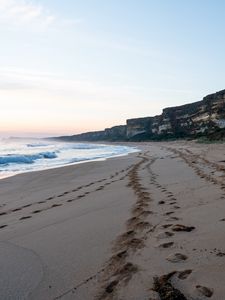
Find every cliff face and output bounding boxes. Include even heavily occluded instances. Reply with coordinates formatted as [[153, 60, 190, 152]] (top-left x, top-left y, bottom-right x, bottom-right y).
[[55, 89, 225, 142], [126, 89, 225, 140], [104, 125, 127, 140]]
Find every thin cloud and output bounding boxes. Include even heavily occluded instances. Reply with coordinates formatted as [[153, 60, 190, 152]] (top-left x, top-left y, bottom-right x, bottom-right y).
[[0, 67, 145, 100], [0, 0, 56, 29]]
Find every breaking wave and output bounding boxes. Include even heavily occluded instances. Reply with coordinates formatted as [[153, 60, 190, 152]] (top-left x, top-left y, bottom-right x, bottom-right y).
[[0, 140, 138, 179], [0, 152, 57, 165]]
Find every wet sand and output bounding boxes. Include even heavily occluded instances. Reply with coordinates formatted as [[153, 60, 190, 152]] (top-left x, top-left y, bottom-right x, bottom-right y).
[[0, 141, 225, 299]]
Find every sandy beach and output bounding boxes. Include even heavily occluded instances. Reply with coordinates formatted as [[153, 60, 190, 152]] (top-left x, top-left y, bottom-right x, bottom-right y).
[[0, 141, 225, 299]]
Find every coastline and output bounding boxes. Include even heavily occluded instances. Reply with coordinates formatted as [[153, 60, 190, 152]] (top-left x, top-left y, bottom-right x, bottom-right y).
[[0, 142, 138, 180], [0, 141, 225, 299]]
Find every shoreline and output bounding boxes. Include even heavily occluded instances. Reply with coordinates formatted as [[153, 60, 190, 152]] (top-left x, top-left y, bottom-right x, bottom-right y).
[[0, 142, 139, 180], [0, 141, 225, 299]]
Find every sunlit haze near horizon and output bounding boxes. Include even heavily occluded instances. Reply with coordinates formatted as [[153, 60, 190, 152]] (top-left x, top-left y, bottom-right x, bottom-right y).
[[1, 0, 225, 137]]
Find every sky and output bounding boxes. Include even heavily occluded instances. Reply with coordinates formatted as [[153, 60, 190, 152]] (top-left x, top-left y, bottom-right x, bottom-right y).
[[1, 0, 225, 137]]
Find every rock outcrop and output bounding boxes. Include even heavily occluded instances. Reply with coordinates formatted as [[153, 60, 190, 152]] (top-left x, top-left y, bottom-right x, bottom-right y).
[[55, 89, 225, 142], [127, 89, 225, 140]]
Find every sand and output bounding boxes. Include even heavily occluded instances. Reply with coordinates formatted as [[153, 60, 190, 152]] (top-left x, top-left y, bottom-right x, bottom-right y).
[[0, 141, 225, 299]]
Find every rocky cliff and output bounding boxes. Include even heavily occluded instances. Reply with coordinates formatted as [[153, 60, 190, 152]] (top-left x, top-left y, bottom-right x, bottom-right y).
[[55, 89, 225, 142], [127, 89, 225, 140]]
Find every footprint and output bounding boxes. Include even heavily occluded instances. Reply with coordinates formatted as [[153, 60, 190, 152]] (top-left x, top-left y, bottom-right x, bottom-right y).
[[132, 206, 144, 214], [96, 186, 104, 191], [77, 195, 85, 198], [126, 216, 139, 227], [172, 224, 195, 232], [116, 261, 138, 280], [164, 211, 175, 216], [12, 208, 22, 212], [51, 203, 62, 208], [216, 252, 225, 258], [161, 224, 173, 229], [22, 204, 32, 207], [111, 250, 128, 262], [135, 221, 150, 230], [153, 272, 187, 300], [84, 184, 91, 188], [104, 280, 119, 294], [156, 231, 174, 239], [196, 285, 213, 298], [167, 253, 188, 263], [32, 210, 41, 214], [158, 200, 165, 205], [20, 216, 32, 220], [136, 200, 149, 208], [178, 269, 192, 279], [158, 242, 174, 248], [174, 206, 180, 209], [0, 212, 7, 216], [0, 224, 8, 229], [138, 210, 153, 217], [117, 230, 135, 242], [167, 216, 180, 221], [127, 238, 144, 250]]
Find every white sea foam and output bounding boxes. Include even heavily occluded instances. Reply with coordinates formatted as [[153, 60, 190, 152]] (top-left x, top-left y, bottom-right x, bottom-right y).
[[0, 139, 138, 178]]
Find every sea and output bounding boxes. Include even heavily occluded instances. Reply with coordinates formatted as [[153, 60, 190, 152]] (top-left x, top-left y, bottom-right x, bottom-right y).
[[0, 138, 138, 179]]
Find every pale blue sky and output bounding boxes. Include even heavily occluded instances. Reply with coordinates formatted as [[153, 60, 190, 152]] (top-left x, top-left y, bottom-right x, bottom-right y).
[[0, 0, 225, 136]]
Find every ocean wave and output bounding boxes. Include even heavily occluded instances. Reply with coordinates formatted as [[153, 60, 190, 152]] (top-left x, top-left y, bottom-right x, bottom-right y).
[[56, 143, 106, 153], [0, 151, 57, 165], [27, 143, 50, 148], [70, 143, 106, 150]]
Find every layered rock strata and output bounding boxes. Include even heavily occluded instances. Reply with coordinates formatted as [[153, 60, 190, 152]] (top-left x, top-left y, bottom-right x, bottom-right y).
[[55, 89, 225, 141]]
